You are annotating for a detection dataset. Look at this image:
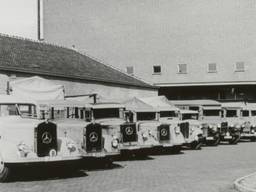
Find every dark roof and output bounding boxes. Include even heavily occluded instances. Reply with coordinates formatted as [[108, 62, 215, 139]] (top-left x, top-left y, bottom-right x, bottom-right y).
[[0, 34, 157, 89]]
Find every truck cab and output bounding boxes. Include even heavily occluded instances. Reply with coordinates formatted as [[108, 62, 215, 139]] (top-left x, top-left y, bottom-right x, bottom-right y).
[[170, 100, 221, 146], [0, 95, 81, 182]]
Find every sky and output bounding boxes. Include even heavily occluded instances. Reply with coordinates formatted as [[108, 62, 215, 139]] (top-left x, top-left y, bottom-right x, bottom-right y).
[[0, 0, 37, 39]]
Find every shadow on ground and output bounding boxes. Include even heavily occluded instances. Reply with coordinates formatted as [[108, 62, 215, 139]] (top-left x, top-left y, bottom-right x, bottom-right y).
[[81, 158, 123, 171], [9, 164, 88, 182], [7, 158, 124, 182]]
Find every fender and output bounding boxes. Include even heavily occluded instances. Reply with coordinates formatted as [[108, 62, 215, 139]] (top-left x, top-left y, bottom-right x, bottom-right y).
[[191, 128, 203, 141], [57, 137, 81, 157], [0, 140, 20, 163], [169, 124, 185, 145]]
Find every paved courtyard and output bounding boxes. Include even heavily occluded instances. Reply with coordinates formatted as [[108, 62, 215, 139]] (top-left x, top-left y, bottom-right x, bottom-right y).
[[1, 142, 256, 192]]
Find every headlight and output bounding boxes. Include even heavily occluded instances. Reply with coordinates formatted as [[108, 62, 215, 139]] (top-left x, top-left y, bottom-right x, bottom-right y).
[[67, 141, 77, 152], [142, 132, 148, 139], [17, 142, 31, 157], [235, 124, 240, 129], [175, 126, 180, 134], [217, 124, 221, 128], [230, 124, 234, 127], [112, 139, 119, 148]]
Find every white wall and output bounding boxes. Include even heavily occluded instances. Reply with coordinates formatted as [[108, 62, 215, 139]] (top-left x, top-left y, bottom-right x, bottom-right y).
[[0, 0, 37, 39], [42, 0, 256, 85], [0, 74, 157, 101]]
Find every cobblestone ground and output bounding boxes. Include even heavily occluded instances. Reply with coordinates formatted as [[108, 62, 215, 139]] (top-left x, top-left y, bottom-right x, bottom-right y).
[[1, 141, 256, 192]]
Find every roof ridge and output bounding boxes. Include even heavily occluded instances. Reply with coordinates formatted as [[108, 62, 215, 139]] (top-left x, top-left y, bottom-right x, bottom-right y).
[[0, 33, 157, 89], [0, 33, 76, 52], [0, 33, 155, 87], [76, 50, 154, 86]]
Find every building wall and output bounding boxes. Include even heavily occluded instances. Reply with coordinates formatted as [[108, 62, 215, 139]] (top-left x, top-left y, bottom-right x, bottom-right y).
[[159, 85, 256, 101], [0, 72, 157, 101], [41, 0, 256, 86]]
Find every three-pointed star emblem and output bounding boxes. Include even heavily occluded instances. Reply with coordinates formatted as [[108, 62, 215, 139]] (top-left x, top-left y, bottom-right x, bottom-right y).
[[161, 129, 168, 137], [89, 132, 99, 142], [125, 126, 134, 135], [42, 132, 52, 144]]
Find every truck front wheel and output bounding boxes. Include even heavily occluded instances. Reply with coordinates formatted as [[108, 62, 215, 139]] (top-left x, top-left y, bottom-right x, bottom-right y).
[[0, 156, 10, 182]]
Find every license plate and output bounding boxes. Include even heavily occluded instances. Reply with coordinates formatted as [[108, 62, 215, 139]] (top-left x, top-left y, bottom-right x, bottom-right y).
[[224, 136, 232, 139], [206, 137, 214, 140]]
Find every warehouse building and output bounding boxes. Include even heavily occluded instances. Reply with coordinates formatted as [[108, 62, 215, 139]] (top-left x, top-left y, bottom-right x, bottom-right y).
[[0, 34, 157, 101], [37, 0, 256, 101]]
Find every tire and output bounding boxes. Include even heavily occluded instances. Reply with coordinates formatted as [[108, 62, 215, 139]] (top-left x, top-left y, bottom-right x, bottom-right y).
[[229, 135, 240, 144], [102, 157, 113, 168], [212, 137, 220, 146], [172, 146, 181, 154], [191, 141, 202, 150], [0, 155, 10, 182], [206, 136, 220, 146], [250, 137, 256, 142]]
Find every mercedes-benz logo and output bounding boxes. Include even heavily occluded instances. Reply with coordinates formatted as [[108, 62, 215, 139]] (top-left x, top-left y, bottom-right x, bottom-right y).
[[125, 126, 134, 135], [42, 132, 52, 144], [161, 129, 168, 137], [89, 132, 98, 143]]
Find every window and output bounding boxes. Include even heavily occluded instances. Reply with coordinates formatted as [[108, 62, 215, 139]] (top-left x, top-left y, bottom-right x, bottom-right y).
[[203, 110, 220, 116], [208, 63, 217, 73], [242, 110, 249, 117], [160, 111, 177, 118], [93, 108, 120, 119], [178, 64, 187, 74], [153, 65, 161, 74], [226, 110, 237, 117], [182, 113, 199, 120], [126, 66, 134, 75], [137, 112, 156, 121], [251, 110, 256, 116], [235, 62, 245, 72], [189, 106, 199, 111], [0, 104, 37, 118]]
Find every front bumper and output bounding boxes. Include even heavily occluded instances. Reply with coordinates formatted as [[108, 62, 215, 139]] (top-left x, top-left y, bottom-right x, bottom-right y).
[[184, 135, 205, 144], [83, 151, 120, 158], [240, 132, 256, 139], [119, 143, 141, 151], [5, 155, 82, 164]]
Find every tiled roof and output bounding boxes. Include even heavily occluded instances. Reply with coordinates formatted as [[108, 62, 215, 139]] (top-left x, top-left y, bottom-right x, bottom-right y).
[[0, 34, 157, 89]]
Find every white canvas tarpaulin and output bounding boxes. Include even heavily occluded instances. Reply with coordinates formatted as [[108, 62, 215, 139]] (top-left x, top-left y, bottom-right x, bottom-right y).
[[140, 96, 179, 111], [10, 76, 64, 101]]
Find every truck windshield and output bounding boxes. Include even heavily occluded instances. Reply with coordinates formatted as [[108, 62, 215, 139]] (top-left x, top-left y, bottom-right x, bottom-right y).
[[160, 111, 177, 118], [226, 110, 237, 117], [203, 110, 220, 117], [137, 112, 156, 121], [0, 104, 37, 118], [182, 113, 198, 120], [252, 111, 256, 116], [189, 106, 199, 111], [242, 110, 249, 117], [93, 108, 120, 119]]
